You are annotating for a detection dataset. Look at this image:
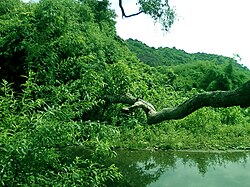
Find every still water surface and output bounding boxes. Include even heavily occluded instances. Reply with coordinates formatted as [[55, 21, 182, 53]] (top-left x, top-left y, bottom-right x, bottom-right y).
[[114, 150, 250, 187]]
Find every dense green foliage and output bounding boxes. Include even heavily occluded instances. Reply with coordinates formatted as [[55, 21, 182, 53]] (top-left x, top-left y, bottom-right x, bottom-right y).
[[0, 0, 126, 185], [0, 0, 249, 186]]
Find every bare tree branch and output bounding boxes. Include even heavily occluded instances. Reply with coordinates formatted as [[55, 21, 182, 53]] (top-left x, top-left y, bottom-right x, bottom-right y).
[[105, 81, 250, 125], [119, 0, 143, 18]]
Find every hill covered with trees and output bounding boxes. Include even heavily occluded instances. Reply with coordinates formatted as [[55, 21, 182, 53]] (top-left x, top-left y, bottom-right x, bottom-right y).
[[126, 38, 248, 67], [0, 0, 250, 186], [126, 39, 250, 91]]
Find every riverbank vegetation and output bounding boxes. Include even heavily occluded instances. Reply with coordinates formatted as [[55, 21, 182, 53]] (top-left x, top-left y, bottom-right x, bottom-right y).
[[0, 0, 249, 186]]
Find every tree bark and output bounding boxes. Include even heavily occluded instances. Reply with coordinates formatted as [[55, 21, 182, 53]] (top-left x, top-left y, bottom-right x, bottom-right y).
[[105, 80, 250, 125]]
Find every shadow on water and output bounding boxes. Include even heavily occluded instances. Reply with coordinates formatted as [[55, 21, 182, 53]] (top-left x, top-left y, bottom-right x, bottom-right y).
[[109, 150, 250, 187]]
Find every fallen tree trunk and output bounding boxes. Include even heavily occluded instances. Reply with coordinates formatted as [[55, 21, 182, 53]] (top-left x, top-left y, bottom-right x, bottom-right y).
[[105, 80, 250, 125]]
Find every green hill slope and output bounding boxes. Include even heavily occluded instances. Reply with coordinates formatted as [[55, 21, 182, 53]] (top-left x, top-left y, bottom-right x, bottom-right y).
[[126, 39, 250, 91], [126, 38, 248, 67]]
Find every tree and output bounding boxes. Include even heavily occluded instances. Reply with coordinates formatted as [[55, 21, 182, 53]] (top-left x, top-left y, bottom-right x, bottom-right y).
[[118, 0, 176, 32]]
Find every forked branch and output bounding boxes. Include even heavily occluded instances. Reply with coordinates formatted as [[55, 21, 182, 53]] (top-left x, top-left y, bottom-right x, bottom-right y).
[[119, 0, 143, 18], [105, 81, 250, 125]]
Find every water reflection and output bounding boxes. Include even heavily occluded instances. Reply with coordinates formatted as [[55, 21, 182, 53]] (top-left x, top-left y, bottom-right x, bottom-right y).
[[111, 150, 250, 187]]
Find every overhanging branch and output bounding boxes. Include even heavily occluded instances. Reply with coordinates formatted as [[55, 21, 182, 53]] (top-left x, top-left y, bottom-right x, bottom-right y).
[[119, 0, 143, 18], [105, 81, 250, 125]]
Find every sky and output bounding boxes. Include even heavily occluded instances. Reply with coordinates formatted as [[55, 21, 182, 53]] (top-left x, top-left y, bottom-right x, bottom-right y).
[[110, 0, 250, 69]]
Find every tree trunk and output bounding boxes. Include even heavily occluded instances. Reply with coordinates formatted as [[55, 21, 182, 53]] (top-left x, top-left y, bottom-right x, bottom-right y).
[[105, 80, 250, 125]]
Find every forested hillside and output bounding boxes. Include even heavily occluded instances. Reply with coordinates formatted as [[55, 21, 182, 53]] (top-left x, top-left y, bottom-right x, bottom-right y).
[[0, 0, 249, 186], [126, 38, 248, 67], [126, 39, 250, 91]]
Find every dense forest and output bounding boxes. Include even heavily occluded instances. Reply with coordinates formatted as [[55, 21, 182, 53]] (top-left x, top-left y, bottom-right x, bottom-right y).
[[0, 0, 249, 186]]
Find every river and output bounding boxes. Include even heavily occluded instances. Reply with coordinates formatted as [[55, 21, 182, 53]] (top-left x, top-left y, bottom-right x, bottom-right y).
[[112, 150, 250, 187]]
